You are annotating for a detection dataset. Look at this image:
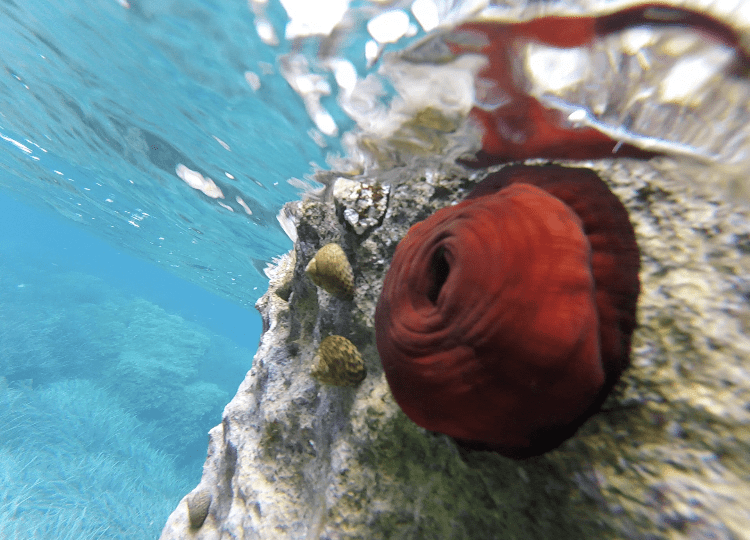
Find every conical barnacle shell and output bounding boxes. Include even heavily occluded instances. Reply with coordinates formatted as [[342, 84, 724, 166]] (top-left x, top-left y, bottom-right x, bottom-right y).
[[186, 488, 212, 529], [311, 335, 366, 386], [305, 243, 354, 300]]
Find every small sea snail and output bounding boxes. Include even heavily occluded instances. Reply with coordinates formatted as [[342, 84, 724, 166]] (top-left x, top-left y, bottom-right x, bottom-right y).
[[186, 488, 212, 529], [374, 164, 640, 458], [311, 335, 366, 386], [305, 243, 355, 300]]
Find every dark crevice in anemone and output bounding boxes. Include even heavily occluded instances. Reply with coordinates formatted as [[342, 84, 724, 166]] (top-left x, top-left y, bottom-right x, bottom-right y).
[[427, 247, 450, 304]]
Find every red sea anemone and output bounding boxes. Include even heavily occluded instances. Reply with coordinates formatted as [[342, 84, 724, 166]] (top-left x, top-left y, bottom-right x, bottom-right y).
[[374, 165, 640, 458]]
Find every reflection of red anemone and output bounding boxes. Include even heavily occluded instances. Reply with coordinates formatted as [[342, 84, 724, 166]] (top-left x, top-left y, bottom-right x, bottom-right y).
[[375, 165, 640, 458], [448, 5, 749, 166]]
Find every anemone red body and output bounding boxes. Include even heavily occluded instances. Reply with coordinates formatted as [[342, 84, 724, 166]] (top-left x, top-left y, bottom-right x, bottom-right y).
[[374, 165, 640, 458]]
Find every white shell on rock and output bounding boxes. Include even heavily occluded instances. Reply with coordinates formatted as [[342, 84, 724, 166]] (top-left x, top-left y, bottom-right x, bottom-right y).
[[333, 177, 390, 235]]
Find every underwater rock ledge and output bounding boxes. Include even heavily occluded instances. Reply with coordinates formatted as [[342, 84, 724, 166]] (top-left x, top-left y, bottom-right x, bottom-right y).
[[159, 159, 750, 540]]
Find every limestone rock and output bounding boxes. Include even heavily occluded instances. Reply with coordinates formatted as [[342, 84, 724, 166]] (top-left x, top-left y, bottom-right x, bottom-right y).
[[159, 159, 750, 540]]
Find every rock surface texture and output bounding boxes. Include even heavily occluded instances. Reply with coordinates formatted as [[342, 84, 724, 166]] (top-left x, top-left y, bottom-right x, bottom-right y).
[[160, 159, 750, 540]]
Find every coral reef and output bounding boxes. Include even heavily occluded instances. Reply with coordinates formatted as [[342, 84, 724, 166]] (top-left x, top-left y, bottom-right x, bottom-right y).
[[0, 258, 255, 539], [0, 378, 192, 540], [0, 264, 244, 462]]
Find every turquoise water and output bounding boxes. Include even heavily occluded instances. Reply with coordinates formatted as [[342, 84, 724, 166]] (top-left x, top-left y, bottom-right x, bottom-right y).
[[0, 0, 335, 307], [0, 0, 333, 537]]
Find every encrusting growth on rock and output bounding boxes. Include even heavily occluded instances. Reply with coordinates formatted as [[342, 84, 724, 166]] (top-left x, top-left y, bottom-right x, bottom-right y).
[[311, 335, 366, 386], [305, 243, 355, 300]]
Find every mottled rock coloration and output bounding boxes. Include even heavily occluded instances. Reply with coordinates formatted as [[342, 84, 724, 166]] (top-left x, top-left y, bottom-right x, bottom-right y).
[[160, 159, 750, 540]]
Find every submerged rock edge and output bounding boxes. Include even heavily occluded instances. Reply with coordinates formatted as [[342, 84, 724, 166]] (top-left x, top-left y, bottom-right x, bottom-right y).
[[160, 159, 750, 540]]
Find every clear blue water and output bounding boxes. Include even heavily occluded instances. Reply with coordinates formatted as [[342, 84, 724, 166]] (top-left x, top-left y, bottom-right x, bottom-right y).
[[0, 0, 336, 537], [0, 191, 261, 349]]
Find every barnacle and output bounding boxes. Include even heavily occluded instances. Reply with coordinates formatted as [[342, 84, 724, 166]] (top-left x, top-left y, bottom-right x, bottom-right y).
[[311, 335, 366, 386]]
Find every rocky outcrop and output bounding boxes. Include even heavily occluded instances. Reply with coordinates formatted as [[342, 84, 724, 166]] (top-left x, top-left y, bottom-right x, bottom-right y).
[[159, 158, 750, 540]]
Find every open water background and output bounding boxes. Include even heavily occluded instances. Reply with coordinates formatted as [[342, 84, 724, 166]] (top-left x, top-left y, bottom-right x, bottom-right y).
[[0, 0, 340, 537]]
